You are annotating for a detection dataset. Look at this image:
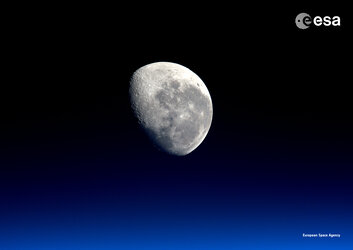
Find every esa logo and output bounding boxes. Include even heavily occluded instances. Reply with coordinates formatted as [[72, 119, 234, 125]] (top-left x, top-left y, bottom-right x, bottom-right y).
[[295, 13, 341, 29]]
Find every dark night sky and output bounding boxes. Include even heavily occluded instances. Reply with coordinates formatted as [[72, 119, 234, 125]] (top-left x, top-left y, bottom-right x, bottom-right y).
[[1, 3, 352, 249]]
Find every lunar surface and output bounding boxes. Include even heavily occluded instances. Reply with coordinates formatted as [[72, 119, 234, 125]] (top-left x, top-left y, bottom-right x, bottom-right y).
[[129, 62, 213, 156]]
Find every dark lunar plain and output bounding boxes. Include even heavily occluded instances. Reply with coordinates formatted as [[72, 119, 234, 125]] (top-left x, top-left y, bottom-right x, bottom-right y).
[[0, 2, 352, 249]]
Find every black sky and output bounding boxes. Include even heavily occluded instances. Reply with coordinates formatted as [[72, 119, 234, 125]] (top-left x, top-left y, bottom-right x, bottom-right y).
[[0, 3, 352, 249]]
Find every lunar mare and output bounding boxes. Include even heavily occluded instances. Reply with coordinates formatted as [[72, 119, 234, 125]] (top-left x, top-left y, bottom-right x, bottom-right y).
[[129, 62, 213, 156]]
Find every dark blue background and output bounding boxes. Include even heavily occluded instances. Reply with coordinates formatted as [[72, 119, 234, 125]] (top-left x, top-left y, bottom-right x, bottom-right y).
[[1, 3, 352, 249]]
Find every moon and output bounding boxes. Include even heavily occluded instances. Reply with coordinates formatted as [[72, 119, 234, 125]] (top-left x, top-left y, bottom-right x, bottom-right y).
[[129, 62, 213, 156]]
